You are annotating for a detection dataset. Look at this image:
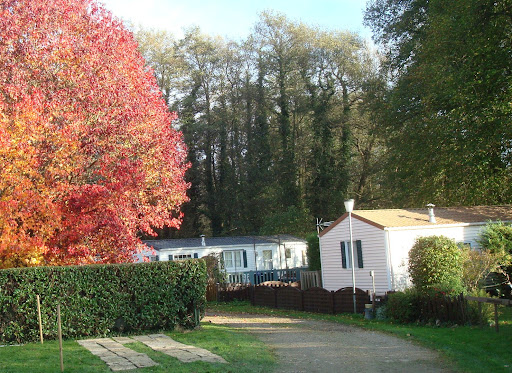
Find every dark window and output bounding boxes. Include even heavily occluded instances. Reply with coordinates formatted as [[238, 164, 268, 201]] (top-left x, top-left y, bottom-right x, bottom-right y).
[[341, 240, 363, 269]]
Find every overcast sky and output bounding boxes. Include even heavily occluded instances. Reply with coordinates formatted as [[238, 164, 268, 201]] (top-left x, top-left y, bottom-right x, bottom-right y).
[[99, 0, 373, 41]]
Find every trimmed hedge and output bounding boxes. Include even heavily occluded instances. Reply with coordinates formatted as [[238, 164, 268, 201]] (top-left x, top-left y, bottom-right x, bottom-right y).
[[0, 260, 207, 343]]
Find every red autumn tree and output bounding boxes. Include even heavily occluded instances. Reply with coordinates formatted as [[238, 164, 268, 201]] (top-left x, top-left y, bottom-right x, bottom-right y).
[[0, 0, 189, 267]]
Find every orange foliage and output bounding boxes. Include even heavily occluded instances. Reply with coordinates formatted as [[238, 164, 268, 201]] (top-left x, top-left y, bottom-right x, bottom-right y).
[[0, 0, 189, 267]]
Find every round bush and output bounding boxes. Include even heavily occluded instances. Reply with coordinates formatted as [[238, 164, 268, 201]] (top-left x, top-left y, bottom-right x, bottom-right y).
[[408, 235, 464, 294]]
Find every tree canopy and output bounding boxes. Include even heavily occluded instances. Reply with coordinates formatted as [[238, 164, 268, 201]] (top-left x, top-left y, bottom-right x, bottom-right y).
[[365, 0, 512, 206], [135, 12, 385, 238], [0, 0, 189, 267]]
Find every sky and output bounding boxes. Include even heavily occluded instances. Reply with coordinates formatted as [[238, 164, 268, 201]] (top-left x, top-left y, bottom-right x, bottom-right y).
[[99, 0, 373, 41]]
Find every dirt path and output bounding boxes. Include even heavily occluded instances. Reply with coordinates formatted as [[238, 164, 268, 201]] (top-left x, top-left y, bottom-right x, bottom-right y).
[[204, 312, 456, 373]]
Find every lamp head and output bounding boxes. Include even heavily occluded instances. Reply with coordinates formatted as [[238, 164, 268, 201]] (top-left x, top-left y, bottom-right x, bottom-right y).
[[344, 199, 354, 213]]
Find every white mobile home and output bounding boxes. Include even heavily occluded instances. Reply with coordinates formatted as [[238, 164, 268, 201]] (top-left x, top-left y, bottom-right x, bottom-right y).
[[319, 205, 512, 295], [143, 235, 307, 278]]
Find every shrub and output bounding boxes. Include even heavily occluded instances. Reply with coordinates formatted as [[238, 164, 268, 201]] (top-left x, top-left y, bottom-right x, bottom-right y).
[[465, 289, 494, 326], [408, 235, 464, 295], [477, 221, 512, 297], [306, 233, 321, 271], [385, 288, 421, 323], [461, 246, 504, 293], [203, 253, 226, 284], [0, 260, 207, 344], [478, 221, 512, 262]]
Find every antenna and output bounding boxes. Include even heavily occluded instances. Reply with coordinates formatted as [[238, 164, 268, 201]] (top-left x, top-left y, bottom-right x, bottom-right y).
[[316, 218, 333, 235]]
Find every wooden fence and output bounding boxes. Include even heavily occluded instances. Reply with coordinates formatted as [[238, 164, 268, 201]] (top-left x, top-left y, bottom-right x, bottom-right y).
[[206, 283, 252, 302], [252, 285, 370, 314], [300, 270, 322, 290], [466, 295, 512, 332], [208, 284, 512, 329], [418, 293, 467, 324]]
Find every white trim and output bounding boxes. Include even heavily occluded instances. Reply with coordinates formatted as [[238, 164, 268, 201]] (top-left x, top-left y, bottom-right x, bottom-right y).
[[318, 235, 325, 287], [384, 230, 392, 291]]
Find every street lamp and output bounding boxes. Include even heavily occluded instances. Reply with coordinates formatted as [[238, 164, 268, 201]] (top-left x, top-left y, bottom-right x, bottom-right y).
[[344, 199, 357, 314]]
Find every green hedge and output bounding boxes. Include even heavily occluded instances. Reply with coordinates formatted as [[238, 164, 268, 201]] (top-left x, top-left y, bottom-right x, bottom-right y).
[[0, 260, 207, 343]]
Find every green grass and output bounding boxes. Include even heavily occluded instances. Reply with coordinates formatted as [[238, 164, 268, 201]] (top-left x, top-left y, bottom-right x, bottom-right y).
[[0, 323, 275, 373], [208, 300, 512, 373]]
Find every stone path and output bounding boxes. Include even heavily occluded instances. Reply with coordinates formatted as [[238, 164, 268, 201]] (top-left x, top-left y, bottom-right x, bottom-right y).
[[77, 334, 226, 371], [132, 334, 226, 364], [77, 337, 157, 371]]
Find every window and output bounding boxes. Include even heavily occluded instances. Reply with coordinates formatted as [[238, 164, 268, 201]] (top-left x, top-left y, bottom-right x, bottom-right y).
[[174, 254, 192, 260], [285, 248, 292, 259], [223, 250, 247, 269], [340, 240, 363, 269], [263, 250, 273, 270]]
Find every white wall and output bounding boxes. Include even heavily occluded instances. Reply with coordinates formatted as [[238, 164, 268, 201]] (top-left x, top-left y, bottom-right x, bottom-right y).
[[156, 241, 307, 273], [320, 217, 389, 294], [387, 224, 487, 290]]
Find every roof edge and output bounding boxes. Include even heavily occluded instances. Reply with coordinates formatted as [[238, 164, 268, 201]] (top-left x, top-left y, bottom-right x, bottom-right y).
[[319, 212, 386, 237], [319, 213, 348, 237]]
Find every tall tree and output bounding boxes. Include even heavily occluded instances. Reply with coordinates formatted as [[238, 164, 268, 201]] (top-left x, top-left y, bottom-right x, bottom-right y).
[[365, 0, 512, 206], [0, 0, 189, 267], [254, 12, 301, 210], [134, 13, 387, 238]]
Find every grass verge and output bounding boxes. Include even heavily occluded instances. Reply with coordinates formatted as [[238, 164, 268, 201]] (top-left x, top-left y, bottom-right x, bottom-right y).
[[208, 300, 512, 373], [0, 323, 275, 373]]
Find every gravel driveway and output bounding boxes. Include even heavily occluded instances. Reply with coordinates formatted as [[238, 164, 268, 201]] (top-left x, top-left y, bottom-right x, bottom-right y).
[[203, 312, 456, 373]]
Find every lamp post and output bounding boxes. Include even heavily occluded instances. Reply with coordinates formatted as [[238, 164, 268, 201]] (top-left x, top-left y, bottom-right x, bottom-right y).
[[344, 199, 357, 314]]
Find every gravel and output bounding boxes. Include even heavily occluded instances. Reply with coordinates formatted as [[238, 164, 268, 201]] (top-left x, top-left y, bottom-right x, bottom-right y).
[[203, 312, 456, 373]]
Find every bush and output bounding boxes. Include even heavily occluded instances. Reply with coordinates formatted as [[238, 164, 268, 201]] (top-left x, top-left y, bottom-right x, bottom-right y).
[[477, 221, 512, 297], [408, 236, 464, 295], [203, 253, 226, 284], [306, 233, 321, 271], [385, 288, 421, 323], [465, 289, 495, 326], [386, 288, 477, 325], [0, 260, 207, 344], [478, 221, 512, 262]]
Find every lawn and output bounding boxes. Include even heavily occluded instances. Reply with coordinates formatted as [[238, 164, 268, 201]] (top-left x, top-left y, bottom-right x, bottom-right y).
[[208, 300, 512, 373], [0, 323, 275, 373], [2, 301, 511, 372]]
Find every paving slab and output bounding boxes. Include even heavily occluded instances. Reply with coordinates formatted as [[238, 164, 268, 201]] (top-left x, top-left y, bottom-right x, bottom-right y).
[[132, 334, 227, 364], [77, 338, 159, 371], [78, 334, 226, 370]]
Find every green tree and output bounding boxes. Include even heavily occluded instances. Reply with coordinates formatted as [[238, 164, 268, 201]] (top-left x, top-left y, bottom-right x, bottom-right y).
[[134, 13, 388, 239], [253, 12, 302, 210], [365, 0, 512, 206], [306, 233, 321, 271]]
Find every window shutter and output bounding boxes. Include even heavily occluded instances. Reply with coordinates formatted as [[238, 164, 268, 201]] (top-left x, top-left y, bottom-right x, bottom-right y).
[[193, 253, 198, 259], [168, 255, 173, 261], [243, 250, 248, 268], [340, 242, 347, 269], [356, 240, 363, 268]]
